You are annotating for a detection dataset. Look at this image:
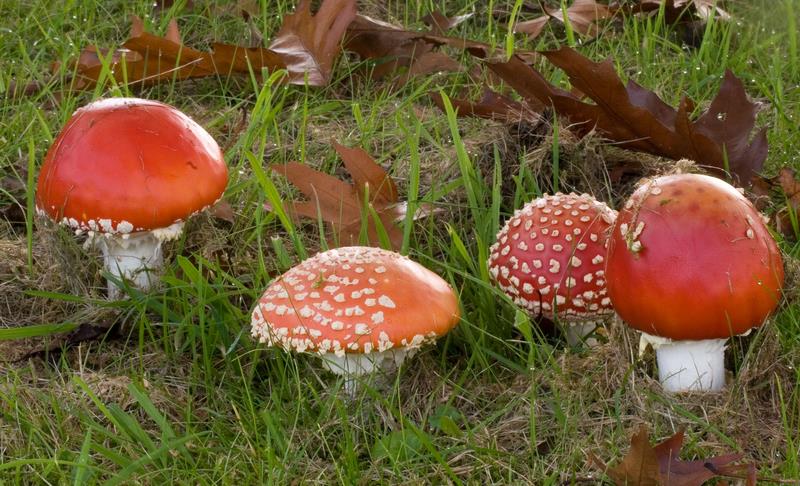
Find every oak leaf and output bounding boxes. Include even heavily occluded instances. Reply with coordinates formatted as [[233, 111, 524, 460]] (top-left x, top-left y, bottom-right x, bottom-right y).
[[429, 88, 540, 123], [617, 0, 729, 23], [752, 168, 800, 239], [592, 425, 756, 486], [476, 46, 767, 186], [344, 11, 493, 82], [266, 0, 357, 85], [269, 142, 432, 249], [516, 0, 613, 38], [49, 0, 355, 94]]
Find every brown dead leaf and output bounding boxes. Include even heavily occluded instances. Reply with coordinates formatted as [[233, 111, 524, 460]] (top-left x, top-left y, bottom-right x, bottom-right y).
[[47, 0, 355, 94], [617, 0, 729, 24], [592, 425, 756, 486], [267, 0, 357, 85], [422, 11, 475, 32], [344, 11, 498, 82], [476, 46, 767, 186], [60, 16, 216, 91], [209, 200, 236, 224], [429, 88, 540, 123], [752, 168, 800, 239], [516, 0, 612, 38], [393, 52, 463, 86], [268, 142, 431, 249]]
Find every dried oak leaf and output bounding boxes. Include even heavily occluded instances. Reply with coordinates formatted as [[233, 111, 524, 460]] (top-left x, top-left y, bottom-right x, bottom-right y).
[[591, 425, 756, 486], [265, 0, 357, 85], [516, 0, 613, 38], [60, 16, 217, 91], [616, 0, 729, 24], [752, 168, 800, 239], [269, 142, 431, 249], [344, 11, 487, 82], [429, 88, 540, 123], [477, 46, 767, 186], [53, 0, 355, 93]]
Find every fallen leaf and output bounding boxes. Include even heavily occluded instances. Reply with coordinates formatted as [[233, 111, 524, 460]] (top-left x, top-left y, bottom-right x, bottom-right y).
[[268, 142, 431, 249], [752, 168, 800, 239], [60, 16, 217, 91], [592, 425, 757, 486], [476, 46, 767, 186], [393, 51, 463, 86], [44, 0, 356, 95], [344, 11, 498, 82], [267, 0, 357, 85], [209, 200, 236, 223], [421, 11, 474, 32], [617, 0, 730, 24], [429, 88, 540, 123], [516, 0, 613, 38]]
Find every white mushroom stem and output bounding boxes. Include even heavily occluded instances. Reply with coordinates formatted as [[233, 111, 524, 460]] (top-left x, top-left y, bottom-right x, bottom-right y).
[[652, 337, 728, 392], [564, 321, 599, 347], [319, 348, 418, 395], [92, 222, 184, 299]]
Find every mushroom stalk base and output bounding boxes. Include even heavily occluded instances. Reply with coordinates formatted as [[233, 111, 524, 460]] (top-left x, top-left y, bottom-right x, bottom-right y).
[[655, 338, 727, 392], [320, 348, 418, 395], [564, 321, 599, 347], [96, 232, 164, 299]]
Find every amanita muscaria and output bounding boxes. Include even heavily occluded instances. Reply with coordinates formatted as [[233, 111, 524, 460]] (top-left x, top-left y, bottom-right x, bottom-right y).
[[488, 192, 618, 345], [36, 98, 228, 298], [251, 246, 460, 391], [606, 173, 784, 392]]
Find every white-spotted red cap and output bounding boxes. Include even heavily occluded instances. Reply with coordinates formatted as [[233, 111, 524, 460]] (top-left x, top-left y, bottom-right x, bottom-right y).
[[488, 192, 617, 320], [251, 246, 460, 356]]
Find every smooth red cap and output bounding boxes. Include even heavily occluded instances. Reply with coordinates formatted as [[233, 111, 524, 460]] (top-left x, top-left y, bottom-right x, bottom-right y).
[[251, 247, 460, 355], [36, 98, 228, 234], [488, 193, 617, 321], [606, 173, 784, 340]]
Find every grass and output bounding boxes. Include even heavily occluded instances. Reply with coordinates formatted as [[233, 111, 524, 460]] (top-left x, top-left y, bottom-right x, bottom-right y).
[[1, 0, 799, 483]]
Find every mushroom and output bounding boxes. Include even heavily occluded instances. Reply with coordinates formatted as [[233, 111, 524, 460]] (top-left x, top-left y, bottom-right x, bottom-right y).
[[250, 246, 460, 392], [488, 192, 618, 345], [36, 98, 228, 298], [606, 173, 784, 392]]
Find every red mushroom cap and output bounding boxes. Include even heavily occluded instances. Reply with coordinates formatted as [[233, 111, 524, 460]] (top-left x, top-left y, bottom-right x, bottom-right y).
[[606, 173, 784, 340], [36, 98, 228, 234], [251, 246, 460, 355], [488, 193, 617, 320]]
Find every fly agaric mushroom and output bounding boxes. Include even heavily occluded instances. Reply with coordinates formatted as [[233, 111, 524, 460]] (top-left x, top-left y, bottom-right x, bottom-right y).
[[606, 173, 784, 392], [488, 193, 617, 345], [36, 98, 228, 298], [251, 246, 460, 392]]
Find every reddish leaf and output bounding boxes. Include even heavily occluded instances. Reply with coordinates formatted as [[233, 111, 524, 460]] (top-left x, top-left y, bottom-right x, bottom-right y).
[[752, 168, 800, 239], [209, 200, 236, 223], [429, 88, 540, 123], [516, 0, 613, 38], [267, 0, 357, 85], [422, 11, 474, 32], [268, 143, 431, 249], [44, 0, 355, 95], [393, 51, 463, 86], [616, 0, 729, 24], [593, 425, 757, 486], [344, 12, 501, 82], [477, 46, 767, 186]]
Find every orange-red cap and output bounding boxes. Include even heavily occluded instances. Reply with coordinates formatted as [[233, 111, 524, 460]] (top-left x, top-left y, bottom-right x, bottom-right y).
[[488, 192, 617, 321], [251, 246, 460, 355], [606, 173, 784, 340], [36, 98, 228, 234]]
